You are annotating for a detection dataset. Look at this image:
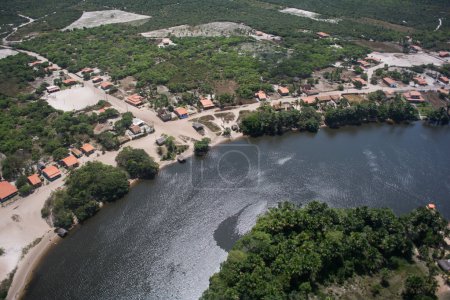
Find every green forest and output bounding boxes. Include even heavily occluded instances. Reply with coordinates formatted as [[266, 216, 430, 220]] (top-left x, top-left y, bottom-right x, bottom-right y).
[[202, 201, 448, 299]]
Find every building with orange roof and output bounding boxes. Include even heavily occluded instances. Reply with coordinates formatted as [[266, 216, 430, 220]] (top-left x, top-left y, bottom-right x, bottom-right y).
[[100, 81, 114, 90], [81, 67, 94, 74], [403, 91, 425, 103], [438, 88, 449, 96], [357, 60, 370, 68], [174, 107, 188, 119], [126, 94, 144, 106], [63, 79, 78, 86], [0, 181, 18, 202], [255, 90, 267, 101], [439, 76, 449, 84], [42, 166, 62, 181], [383, 77, 397, 88], [92, 76, 103, 83], [81, 143, 96, 155], [200, 98, 214, 109], [316, 32, 330, 38], [277, 87, 289, 96], [410, 45, 422, 52], [426, 203, 436, 210], [300, 96, 318, 105], [61, 155, 79, 168], [352, 78, 367, 86], [413, 77, 427, 86], [29, 61, 43, 67], [439, 51, 450, 58], [27, 174, 42, 187]]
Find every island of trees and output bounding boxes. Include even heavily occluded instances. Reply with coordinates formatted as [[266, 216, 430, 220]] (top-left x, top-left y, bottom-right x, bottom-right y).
[[202, 201, 448, 299]]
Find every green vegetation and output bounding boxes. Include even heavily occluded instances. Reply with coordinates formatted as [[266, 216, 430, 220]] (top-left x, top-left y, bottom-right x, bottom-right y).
[[324, 98, 418, 128], [427, 107, 450, 126], [0, 268, 15, 300], [116, 147, 159, 179], [0, 53, 37, 96], [194, 138, 211, 156], [240, 105, 321, 137], [42, 162, 129, 228], [202, 201, 447, 299]]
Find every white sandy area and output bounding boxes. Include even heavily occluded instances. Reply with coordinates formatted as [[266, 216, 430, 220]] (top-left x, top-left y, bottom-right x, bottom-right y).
[[369, 52, 446, 67], [45, 86, 104, 111], [280, 8, 341, 23], [0, 49, 18, 59], [64, 10, 151, 30]]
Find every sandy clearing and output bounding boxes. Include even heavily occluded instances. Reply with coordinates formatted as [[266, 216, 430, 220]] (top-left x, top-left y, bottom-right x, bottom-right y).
[[369, 52, 446, 67], [44, 86, 104, 111], [0, 49, 18, 59], [280, 8, 341, 23], [64, 10, 151, 30], [141, 22, 280, 41]]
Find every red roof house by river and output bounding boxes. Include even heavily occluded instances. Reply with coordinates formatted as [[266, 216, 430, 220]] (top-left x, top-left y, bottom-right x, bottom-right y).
[[42, 166, 62, 181], [0, 181, 18, 202]]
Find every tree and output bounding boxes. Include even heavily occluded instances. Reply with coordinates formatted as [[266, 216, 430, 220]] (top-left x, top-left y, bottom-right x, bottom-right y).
[[116, 147, 159, 179], [52, 147, 69, 161], [402, 275, 437, 300], [194, 138, 211, 156]]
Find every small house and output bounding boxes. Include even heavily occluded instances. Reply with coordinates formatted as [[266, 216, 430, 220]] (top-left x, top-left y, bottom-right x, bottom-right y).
[[27, 174, 42, 187], [410, 45, 422, 52], [413, 77, 427, 86], [316, 32, 330, 39], [63, 79, 77, 86], [192, 122, 204, 131], [438, 259, 450, 273], [403, 91, 425, 103], [200, 98, 214, 110], [81, 67, 94, 74], [130, 125, 141, 135], [383, 77, 397, 88], [0, 181, 18, 202], [57, 228, 68, 237], [300, 96, 318, 105], [92, 76, 103, 83], [174, 107, 188, 119], [81, 143, 95, 156], [61, 155, 79, 169], [70, 148, 83, 158], [100, 81, 113, 90], [255, 90, 267, 101], [156, 136, 166, 146], [126, 94, 144, 106], [158, 109, 172, 122], [438, 88, 449, 96], [439, 76, 449, 84], [42, 166, 62, 181], [357, 60, 370, 68], [29, 61, 43, 67], [352, 78, 368, 86], [439, 51, 450, 58], [277, 86, 289, 96], [365, 57, 381, 64], [46, 85, 60, 93]]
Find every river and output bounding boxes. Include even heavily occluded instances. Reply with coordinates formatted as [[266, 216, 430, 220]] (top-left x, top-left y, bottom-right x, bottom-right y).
[[24, 123, 450, 300]]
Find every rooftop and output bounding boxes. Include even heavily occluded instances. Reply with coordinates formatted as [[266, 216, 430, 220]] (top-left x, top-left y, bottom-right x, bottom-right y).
[[200, 98, 214, 108], [27, 174, 42, 186], [42, 166, 61, 179], [81, 143, 95, 153], [61, 155, 79, 167], [0, 181, 18, 200]]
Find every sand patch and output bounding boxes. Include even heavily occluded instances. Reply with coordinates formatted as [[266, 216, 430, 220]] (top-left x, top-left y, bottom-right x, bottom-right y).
[[44, 86, 104, 111], [0, 48, 18, 59], [64, 10, 151, 30], [369, 52, 446, 67], [141, 22, 280, 41], [280, 8, 340, 23]]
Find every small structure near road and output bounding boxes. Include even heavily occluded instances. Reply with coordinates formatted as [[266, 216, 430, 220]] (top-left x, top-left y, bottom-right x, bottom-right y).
[[42, 166, 62, 181], [192, 122, 204, 132], [277, 86, 289, 96], [56, 228, 68, 237], [158, 109, 172, 122], [438, 259, 450, 273], [413, 77, 428, 86], [92, 76, 103, 83], [70, 148, 83, 158], [316, 32, 330, 39], [439, 76, 449, 84], [46, 85, 60, 93], [100, 81, 114, 90], [126, 118, 154, 139], [27, 174, 42, 187], [156, 136, 167, 146], [0, 181, 18, 202], [81, 143, 96, 156], [126, 94, 144, 106], [352, 77, 368, 86], [403, 91, 425, 103], [439, 51, 450, 58], [200, 98, 214, 110], [383, 77, 398, 88], [175, 107, 189, 119], [61, 155, 79, 169], [63, 78, 78, 86], [255, 90, 267, 101]]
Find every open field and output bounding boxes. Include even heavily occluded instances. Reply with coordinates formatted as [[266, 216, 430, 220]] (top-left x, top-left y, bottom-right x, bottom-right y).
[[279, 8, 340, 23], [64, 10, 151, 30], [370, 52, 446, 67], [44, 86, 104, 111], [353, 40, 403, 52]]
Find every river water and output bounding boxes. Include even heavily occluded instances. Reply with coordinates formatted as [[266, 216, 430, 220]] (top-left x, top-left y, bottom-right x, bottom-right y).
[[24, 123, 450, 300]]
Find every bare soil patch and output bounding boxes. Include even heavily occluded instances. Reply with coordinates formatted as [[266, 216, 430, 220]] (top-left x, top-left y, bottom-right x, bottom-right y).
[[214, 80, 238, 95], [64, 10, 151, 30], [353, 40, 403, 53], [353, 17, 415, 33], [423, 91, 447, 108]]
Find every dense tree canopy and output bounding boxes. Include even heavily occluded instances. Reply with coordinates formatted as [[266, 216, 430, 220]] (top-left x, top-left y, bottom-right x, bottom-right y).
[[116, 147, 159, 179], [202, 201, 447, 299]]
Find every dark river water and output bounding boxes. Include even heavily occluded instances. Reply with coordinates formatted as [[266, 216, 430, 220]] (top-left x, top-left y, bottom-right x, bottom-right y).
[[24, 123, 450, 300]]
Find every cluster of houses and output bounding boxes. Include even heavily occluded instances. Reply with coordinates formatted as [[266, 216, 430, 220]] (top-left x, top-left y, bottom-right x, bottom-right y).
[[0, 144, 96, 203]]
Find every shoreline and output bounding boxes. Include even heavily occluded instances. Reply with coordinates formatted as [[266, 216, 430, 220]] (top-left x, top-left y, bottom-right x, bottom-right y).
[[5, 120, 443, 299]]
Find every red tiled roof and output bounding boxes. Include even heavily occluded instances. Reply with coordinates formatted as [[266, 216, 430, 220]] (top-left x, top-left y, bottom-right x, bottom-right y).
[[383, 77, 396, 85], [200, 98, 214, 108], [255, 90, 267, 100], [278, 87, 289, 94], [439, 51, 450, 58], [100, 81, 113, 89], [0, 181, 18, 200], [317, 32, 330, 38], [126, 94, 144, 106], [175, 107, 188, 116], [42, 166, 61, 179], [63, 79, 77, 85], [61, 155, 79, 167], [439, 76, 449, 83], [352, 78, 367, 85], [81, 143, 95, 153], [27, 174, 42, 186]]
